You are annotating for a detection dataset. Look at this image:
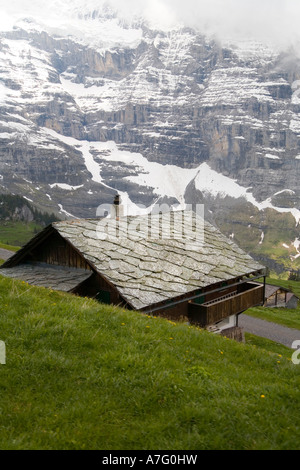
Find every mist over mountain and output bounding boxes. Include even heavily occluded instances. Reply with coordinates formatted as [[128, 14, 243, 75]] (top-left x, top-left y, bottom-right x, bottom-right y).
[[0, 0, 299, 273], [3, 0, 300, 49]]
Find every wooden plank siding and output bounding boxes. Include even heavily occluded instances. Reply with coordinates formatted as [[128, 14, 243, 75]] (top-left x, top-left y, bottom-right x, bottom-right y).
[[141, 277, 265, 323], [72, 271, 126, 307], [1, 226, 131, 306], [26, 231, 92, 271], [188, 283, 264, 327], [24, 231, 126, 305]]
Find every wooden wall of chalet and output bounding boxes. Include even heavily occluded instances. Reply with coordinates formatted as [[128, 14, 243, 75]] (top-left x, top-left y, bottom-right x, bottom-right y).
[[154, 300, 190, 323], [188, 283, 264, 328], [144, 279, 241, 323], [29, 231, 91, 271], [73, 272, 125, 307], [24, 231, 125, 305], [146, 279, 265, 326]]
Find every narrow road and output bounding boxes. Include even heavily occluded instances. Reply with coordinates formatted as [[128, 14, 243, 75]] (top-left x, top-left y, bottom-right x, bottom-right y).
[[239, 314, 300, 349], [0, 248, 14, 261]]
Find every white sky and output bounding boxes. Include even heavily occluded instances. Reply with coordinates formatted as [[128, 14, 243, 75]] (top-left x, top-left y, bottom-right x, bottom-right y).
[[0, 0, 300, 48]]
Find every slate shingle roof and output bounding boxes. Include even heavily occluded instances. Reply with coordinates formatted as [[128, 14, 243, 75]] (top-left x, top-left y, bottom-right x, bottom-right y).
[[52, 211, 265, 310], [0, 263, 92, 291]]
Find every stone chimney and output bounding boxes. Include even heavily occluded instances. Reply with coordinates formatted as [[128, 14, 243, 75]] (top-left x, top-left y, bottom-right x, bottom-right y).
[[112, 194, 123, 220]]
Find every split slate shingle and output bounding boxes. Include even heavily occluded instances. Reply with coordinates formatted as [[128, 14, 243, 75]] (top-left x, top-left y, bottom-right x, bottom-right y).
[[51, 211, 264, 309]]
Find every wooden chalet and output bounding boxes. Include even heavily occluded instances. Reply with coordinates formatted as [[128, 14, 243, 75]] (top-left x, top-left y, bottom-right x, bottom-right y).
[[0, 210, 267, 340], [263, 284, 299, 309]]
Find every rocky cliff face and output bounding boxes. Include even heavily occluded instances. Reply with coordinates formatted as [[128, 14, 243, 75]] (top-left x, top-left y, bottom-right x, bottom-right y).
[[0, 5, 300, 272]]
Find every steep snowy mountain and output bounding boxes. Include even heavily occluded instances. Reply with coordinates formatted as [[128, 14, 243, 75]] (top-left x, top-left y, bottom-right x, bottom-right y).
[[0, 0, 300, 272]]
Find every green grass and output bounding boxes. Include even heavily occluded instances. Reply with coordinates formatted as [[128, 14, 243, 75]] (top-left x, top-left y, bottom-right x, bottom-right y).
[[245, 333, 295, 359], [217, 204, 299, 273], [0, 221, 43, 247], [246, 306, 300, 331], [244, 278, 300, 330], [0, 276, 300, 450], [0, 242, 20, 252]]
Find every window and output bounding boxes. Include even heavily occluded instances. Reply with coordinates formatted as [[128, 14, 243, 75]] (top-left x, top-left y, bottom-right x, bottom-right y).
[[194, 295, 205, 305], [96, 290, 111, 305]]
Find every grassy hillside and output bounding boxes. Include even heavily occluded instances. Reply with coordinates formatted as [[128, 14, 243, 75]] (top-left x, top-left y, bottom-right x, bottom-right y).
[[0, 275, 299, 450], [0, 242, 20, 253], [0, 194, 58, 247], [0, 221, 44, 247], [245, 278, 300, 330], [246, 305, 300, 331], [215, 202, 300, 277]]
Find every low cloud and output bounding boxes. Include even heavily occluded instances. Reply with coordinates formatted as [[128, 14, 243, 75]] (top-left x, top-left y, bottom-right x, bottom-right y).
[[117, 0, 300, 47], [3, 0, 300, 48]]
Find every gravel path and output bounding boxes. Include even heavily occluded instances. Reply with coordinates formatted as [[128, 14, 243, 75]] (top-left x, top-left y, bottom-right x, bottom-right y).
[[0, 248, 14, 261], [239, 314, 300, 349]]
